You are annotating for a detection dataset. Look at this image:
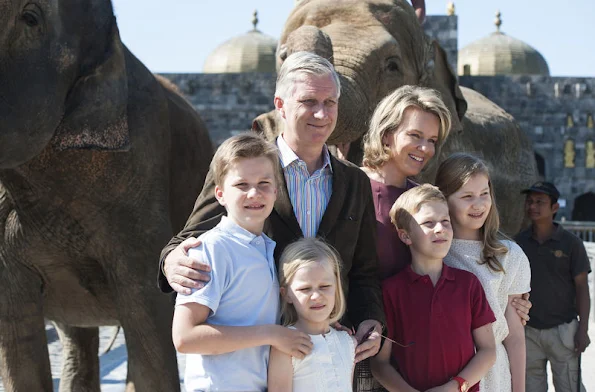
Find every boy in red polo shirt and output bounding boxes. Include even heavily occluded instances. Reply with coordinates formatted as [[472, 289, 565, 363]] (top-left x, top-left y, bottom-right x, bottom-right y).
[[371, 184, 497, 392]]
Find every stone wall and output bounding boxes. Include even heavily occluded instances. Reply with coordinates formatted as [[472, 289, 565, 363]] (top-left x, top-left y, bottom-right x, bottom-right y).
[[460, 75, 595, 219], [423, 15, 458, 74], [162, 73, 276, 145]]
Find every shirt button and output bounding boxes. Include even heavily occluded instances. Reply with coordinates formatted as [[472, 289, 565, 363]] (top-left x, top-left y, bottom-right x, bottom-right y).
[[307, 210, 311, 215]]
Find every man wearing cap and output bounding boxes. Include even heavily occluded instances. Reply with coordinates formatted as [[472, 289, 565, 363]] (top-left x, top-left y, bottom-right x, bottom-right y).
[[515, 182, 591, 392]]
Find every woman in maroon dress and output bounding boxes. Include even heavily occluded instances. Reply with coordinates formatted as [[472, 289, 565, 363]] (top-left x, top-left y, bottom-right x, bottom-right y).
[[361, 85, 452, 280]]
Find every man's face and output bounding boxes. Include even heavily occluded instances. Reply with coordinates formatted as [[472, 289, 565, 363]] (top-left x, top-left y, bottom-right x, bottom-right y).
[[274, 72, 339, 153], [525, 192, 558, 223]]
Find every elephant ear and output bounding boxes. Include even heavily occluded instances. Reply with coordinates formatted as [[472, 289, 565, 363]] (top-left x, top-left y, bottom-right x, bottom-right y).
[[252, 110, 283, 142], [51, 23, 129, 151], [428, 39, 467, 134]]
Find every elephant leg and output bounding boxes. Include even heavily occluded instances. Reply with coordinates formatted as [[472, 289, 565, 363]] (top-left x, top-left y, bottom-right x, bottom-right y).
[[53, 322, 100, 392], [0, 266, 52, 391], [114, 285, 179, 392]]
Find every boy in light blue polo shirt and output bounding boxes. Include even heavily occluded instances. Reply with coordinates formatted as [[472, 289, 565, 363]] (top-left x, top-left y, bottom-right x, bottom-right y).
[[172, 133, 312, 392]]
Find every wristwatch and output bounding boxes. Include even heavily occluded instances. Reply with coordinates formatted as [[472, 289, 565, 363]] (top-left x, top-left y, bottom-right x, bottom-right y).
[[451, 376, 469, 392]]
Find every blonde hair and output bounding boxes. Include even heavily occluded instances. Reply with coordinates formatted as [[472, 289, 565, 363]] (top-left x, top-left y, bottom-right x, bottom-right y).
[[278, 238, 346, 326], [210, 133, 280, 187], [362, 85, 452, 171], [435, 153, 507, 273], [389, 184, 448, 232]]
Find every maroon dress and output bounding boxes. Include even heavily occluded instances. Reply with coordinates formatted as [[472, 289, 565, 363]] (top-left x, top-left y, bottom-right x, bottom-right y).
[[369, 178, 417, 280]]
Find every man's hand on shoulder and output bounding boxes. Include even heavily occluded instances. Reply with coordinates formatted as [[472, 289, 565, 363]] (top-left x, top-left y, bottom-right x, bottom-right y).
[[164, 237, 211, 295]]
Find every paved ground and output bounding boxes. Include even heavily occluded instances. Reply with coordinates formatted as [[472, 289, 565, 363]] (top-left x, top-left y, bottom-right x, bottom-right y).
[[2, 243, 595, 391]]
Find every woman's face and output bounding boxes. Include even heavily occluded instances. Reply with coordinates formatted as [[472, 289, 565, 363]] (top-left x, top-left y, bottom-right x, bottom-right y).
[[382, 107, 440, 178]]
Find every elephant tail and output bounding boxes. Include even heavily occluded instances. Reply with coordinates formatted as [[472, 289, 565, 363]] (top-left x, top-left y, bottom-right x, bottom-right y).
[[101, 326, 121, 355]]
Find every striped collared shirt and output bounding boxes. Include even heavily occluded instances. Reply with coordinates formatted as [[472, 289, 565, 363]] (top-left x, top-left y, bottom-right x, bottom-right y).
[[276, 136, 333, 238]]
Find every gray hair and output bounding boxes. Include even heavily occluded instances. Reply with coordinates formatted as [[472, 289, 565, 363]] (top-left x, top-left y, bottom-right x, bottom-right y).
[[274, 51, 341, 100], [362, 85, 452, 170]]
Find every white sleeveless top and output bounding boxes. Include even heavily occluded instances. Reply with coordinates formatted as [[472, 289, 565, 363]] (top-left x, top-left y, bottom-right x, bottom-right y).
[[290, 327, 356, 392]]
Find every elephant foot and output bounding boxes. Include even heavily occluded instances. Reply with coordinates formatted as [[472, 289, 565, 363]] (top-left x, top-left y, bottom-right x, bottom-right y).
[[0, 272, 53, 391]]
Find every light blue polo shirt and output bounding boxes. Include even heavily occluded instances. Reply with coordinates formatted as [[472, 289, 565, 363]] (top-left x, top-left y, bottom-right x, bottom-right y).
[[175, 216, 279, 392]]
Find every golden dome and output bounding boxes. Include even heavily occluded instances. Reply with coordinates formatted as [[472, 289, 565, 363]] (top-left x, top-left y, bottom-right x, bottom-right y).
[[203, 11, 277, 73], [458, 11, 550, 76]]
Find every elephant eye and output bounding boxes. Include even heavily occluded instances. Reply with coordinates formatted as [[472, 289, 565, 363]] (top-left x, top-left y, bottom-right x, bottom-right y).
[[385, 57, 401, 73], [22, 11, 39, 27]]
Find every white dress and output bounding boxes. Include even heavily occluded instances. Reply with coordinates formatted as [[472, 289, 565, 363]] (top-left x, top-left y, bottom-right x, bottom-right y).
[[290, 327, 356, 392], [444, 239, 531, 392]]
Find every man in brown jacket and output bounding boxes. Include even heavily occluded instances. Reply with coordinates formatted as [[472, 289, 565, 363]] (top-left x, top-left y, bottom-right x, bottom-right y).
[[158, 52, 384, 364]]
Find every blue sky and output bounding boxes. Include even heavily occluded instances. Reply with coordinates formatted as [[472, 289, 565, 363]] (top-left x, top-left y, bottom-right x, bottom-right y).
[[111, 0, 595, 77]]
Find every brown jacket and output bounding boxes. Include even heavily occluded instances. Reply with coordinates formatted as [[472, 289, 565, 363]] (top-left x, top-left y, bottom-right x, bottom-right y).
[[158, 150, 384, 327]]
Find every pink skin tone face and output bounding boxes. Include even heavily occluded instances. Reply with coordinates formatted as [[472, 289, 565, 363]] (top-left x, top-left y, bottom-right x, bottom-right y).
[[281, 261, 337, 335], [274, 73, 339, 154], [399, 201, 453, 263], [446, 174, 492, 241], [214, 157, 278, 236], [382, 107, 440, 181]]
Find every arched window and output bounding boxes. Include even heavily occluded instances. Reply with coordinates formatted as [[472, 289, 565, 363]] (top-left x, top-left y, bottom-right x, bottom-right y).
[[586, 140, 595, 169], [564, 139, 575, 168], [572, 192, 595, 221]]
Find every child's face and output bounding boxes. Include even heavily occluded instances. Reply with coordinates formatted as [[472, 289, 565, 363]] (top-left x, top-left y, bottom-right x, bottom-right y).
[[282, 261, 336, 329], [214, 157, 277, 235], [446, 173, 492, 240], [382, 107, 440, 178], [399, 200, 453, 262], [525, 192, 558, 223]]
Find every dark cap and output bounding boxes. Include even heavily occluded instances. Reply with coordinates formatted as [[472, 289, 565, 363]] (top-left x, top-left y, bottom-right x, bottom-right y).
[[521, 181, 560, 200]]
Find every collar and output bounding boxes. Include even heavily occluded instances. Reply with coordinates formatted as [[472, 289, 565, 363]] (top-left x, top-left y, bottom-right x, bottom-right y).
[[551, 222, 564, 241], [217, 216, 273, 246], [525, 222, 563, 243], [404, 263, 455, 283], [276, 135, 333, 173]]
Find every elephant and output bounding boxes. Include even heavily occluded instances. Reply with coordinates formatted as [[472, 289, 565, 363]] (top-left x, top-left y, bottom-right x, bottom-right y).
[[0, 0, 213, 391], [252, 0, 536, 234]]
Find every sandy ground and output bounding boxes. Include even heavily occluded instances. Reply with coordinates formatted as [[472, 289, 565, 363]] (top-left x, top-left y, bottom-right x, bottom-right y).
[[2, 243, 594, 391]]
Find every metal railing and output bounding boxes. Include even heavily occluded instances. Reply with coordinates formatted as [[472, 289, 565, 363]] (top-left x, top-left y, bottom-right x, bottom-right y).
[[558, 220, 595, 242]]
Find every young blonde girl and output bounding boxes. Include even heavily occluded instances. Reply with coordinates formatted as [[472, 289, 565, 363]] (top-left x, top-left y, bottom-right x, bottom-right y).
[[268, 237, 357, 392], [435, 153, 531, 392]]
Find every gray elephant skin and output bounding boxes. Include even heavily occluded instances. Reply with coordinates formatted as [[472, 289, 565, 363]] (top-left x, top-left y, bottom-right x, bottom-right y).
[[0, 1, 213, 391], [253, 0, 536, 234]]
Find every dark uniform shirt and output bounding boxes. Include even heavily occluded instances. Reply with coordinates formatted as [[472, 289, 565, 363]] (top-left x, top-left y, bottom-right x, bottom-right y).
[[515, 223, 592, 329]]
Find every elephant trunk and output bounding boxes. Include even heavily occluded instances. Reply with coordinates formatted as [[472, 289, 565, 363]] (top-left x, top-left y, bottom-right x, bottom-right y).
[[328, 75, 370, 145]]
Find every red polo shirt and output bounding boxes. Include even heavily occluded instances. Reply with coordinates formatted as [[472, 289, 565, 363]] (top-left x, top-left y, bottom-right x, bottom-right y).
[[382, 264, 495, 392]]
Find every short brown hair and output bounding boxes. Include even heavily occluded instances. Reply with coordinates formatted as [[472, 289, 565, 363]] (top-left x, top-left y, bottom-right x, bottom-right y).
[[389, 184, 448, 232], [210, 133, 280, 187]]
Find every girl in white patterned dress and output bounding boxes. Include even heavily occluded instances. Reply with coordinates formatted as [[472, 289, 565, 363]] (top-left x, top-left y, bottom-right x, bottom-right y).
[[268, 237, 357, 392], [435, 153, 531, 392]]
